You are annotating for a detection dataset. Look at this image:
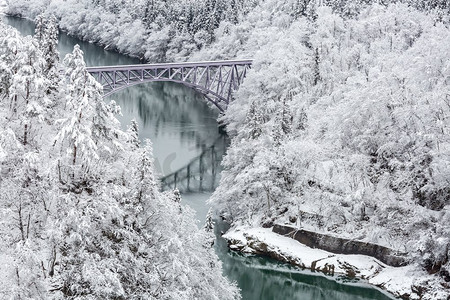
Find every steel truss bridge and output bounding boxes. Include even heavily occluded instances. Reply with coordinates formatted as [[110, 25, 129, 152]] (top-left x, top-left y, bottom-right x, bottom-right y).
[[87, 60, 252, 112]]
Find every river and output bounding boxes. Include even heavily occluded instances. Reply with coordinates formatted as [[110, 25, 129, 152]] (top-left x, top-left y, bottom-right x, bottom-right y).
[[2, 15, 395, 300]]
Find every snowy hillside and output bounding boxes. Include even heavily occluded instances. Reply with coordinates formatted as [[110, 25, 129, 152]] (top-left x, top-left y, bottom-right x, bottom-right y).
[[0, 19, 240, 299], [207, 3, 450, 299], [3, 0, 450, 299]]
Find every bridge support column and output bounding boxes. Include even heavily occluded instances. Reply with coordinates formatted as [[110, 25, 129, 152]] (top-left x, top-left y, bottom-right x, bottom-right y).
[[211, 146, 216, 191], [199, 153, 203, 192], [174, 172, 177, 189]]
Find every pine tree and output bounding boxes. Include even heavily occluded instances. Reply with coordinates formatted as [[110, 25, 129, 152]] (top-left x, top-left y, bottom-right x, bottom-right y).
[[228, 0, 241, 24], [143, 0, 157, 29], [41, 15, 60, 93], [0, 24, 56, 300], [0, 29, 24, 114], [127, 119, 140, 149], [34, 14, 45, 42], [281, 96, 293, 135], [245, 100, 263, 139], [9, 36, 49, 146], [55, 45, 99, 182], [133, 140, 159, 203], [203, 208, 216, 246]]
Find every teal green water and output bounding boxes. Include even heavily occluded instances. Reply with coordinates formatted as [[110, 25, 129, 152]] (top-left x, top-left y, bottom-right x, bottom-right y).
[[2, 15, 395, 300]]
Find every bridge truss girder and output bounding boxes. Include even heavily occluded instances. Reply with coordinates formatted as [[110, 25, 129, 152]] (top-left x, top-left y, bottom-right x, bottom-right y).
[[87, 60, 252, 112]]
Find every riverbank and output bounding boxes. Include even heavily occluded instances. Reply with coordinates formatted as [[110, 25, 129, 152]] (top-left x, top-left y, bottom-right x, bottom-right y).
[[224, 225, 449, 300]]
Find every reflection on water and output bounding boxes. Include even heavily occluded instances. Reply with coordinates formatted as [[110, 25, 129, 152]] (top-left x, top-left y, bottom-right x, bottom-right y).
[[111, 82, 224, 176], [3, 15, 396, 300], [1, 15, 141, 67], [161, 135, 228, 193], [2, 15, 224, 178]]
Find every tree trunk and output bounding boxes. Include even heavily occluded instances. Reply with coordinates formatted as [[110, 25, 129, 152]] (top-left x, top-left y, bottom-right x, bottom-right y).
[[26, 213, 31, 239], [23, 83, 30, 145], [72, 145, 77, 180], [12, 94, 17, 114], [18, 201, 25, 241], [23, 123, 28, 145], [16, 267, 21, 300], [49, 246, 57, 277], [73, 145, 77, 165]]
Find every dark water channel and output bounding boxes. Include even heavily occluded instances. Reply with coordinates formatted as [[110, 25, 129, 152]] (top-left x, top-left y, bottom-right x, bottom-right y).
[[2, 15, 395, 300]]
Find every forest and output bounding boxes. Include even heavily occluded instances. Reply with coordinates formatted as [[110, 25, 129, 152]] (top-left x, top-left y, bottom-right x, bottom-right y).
[[0, 17, 239, 299], [3, 0, 450, 299]]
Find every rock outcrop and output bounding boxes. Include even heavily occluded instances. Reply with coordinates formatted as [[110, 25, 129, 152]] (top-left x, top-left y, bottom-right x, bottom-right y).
[[272, 224, 408, 267]]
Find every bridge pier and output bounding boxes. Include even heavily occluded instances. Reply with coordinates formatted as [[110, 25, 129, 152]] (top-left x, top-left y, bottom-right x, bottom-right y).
[[199, 152, 204, 192], [187, 165, 191, 192], [211, 145, 216, 191]]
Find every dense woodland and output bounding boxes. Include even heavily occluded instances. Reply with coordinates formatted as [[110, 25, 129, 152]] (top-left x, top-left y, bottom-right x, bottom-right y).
[[0, 18, 240, 299], [209, 2, 450, 298], [7, 0, 449, 61], [4, 0, 450, 299]]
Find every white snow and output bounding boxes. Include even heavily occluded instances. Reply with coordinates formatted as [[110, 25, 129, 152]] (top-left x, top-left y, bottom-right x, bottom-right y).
[[2, 1, 449, 299], [0, 22, 241, 300], [0, 0, 6, 14], [224, 226, 438, 299]]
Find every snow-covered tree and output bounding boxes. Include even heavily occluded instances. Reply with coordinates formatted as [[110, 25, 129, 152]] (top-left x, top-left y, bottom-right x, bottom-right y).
[[35, 14, 60, 93], [3, 0, 450, 297], [208, 3, 450, 298], [0, 24, 240, 300], [9, 36, 50, 146], [54, 45, 99, 182]]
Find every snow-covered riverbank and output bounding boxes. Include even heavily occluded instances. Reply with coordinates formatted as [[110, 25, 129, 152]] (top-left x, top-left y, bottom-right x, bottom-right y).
[[224, 226, 449, 300]]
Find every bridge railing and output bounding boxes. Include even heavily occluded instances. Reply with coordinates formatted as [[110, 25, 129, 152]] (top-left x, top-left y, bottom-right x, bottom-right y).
[[86, 59, 253, 72], [87, 59, 253, 112]]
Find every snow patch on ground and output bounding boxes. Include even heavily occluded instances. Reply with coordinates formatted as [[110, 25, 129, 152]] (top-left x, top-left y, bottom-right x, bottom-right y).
[[224, 226, 443, 299], [0, 0, 6, 14], [0, 253, 14, 294]]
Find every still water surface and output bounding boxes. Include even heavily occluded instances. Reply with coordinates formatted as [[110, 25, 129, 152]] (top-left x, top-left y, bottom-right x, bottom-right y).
[[2, 15, 394, 300]]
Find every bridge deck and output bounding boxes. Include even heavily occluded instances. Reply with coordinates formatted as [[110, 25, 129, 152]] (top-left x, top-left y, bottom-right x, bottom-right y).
[[86, 59, 253, 72], [87, 59, 253, 112]]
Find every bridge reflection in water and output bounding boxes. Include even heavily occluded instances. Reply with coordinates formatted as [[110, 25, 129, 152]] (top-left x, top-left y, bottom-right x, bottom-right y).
[[160, 134, 229, 193]]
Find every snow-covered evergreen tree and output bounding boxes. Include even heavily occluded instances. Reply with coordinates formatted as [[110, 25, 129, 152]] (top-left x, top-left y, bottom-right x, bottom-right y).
[[54, 45, 99, 182], [208, 3, 449, 298], [35, 14, 60, 93]]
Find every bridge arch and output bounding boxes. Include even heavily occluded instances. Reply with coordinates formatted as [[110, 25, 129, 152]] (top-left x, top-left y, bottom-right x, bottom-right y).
[[101, 78, 231, 112], [87, 60, 252, 112]]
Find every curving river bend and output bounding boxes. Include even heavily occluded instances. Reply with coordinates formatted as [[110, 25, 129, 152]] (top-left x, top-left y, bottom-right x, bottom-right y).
[[2, 15, 395, 300]]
